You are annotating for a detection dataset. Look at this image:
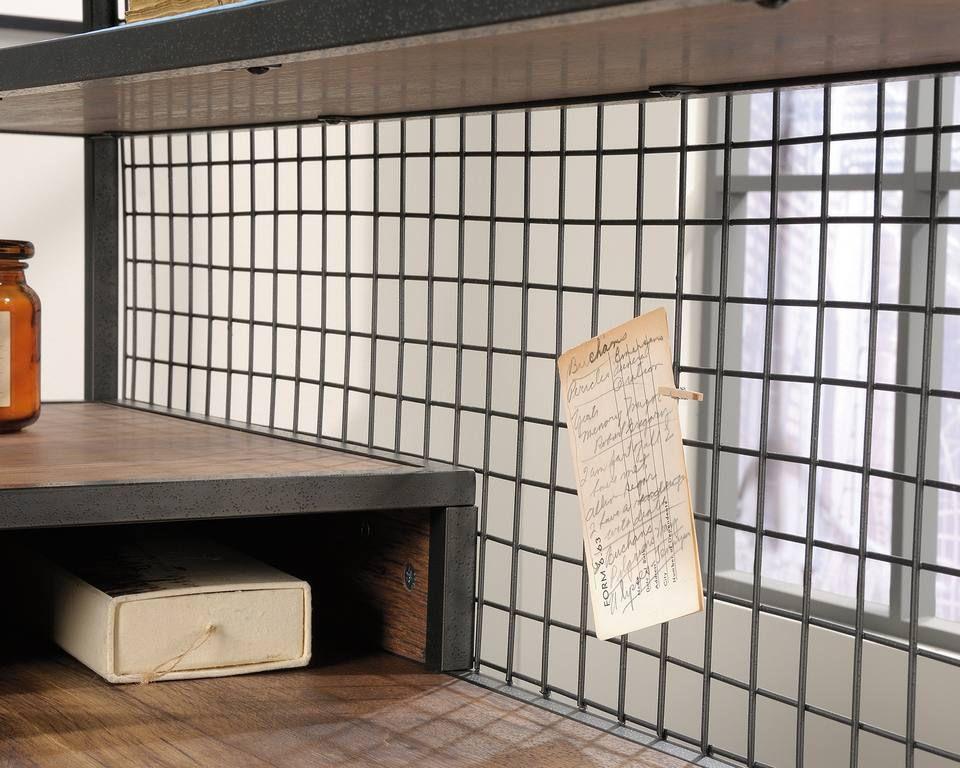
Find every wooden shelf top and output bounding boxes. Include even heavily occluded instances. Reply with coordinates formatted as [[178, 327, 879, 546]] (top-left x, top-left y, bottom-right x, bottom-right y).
[[0, 0, 959, 135], [0, 402, 474, 529], [0, 651, 692, 767]]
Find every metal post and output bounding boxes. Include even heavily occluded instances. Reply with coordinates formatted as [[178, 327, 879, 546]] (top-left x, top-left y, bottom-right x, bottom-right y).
[[427, 505, 478, 671], [82, 0, 117, 31], [83, 0, 119, 401], [83, 136, 119, 402]]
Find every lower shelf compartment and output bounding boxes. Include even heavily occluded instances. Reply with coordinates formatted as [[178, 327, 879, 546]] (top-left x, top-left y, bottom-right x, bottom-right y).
[[1, 507, 477, 676], [0, 651, 687, 767]]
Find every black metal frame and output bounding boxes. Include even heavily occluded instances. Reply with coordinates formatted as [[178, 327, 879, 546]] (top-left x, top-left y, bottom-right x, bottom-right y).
[[84, 135, 118, 401], [0, 0, 935, 765], [427, 504, 480, 671], [84, 1, 119, 401], [0, 0, 679, 95], [4, 0, 960, 139], [114, 79, 960, 768]]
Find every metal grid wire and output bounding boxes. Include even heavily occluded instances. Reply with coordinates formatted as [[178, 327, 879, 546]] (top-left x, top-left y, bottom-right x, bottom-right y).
[[120, 74, 960, 768]]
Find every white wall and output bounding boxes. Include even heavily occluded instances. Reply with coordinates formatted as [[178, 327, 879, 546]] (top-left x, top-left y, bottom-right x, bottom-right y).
[[0, 12, 84, 401], [0, 1, 79, 20]]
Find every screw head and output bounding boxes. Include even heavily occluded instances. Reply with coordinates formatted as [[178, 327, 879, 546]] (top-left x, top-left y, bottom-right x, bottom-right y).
[[403, 563, 416, 591]]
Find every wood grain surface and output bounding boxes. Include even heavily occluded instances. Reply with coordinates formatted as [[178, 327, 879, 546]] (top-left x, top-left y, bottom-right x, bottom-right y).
[[345, 511, 432, 663], [0, 403, 403, 489], [0, 652, 692, 767], [1, 0, 959, 134], [296, 511, 433, 664]]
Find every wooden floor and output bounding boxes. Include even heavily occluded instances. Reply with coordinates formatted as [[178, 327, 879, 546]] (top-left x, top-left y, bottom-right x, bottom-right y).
[[0, 652, 690, 767]]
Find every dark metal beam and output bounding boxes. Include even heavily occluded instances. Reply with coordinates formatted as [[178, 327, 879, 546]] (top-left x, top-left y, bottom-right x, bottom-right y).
[[426, 506, 478, 672], [0, 473, 477, 531], [82, 0, 116, 32], [0, 0, 654, 93], [83, 136, 119, 402], [83, 0, 119, 402]]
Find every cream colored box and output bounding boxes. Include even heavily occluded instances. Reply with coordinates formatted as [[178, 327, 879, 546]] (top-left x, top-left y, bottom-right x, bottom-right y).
[[35, 537, 311, 684]]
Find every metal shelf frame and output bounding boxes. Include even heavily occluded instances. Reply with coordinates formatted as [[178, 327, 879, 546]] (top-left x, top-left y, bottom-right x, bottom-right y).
[[2, 0, 960, 136], [1, 1, 958, 767]]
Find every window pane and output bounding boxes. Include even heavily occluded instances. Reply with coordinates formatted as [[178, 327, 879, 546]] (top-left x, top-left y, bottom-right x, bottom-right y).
[[937, 225, 960, 620], [728, 84, 907, 604]]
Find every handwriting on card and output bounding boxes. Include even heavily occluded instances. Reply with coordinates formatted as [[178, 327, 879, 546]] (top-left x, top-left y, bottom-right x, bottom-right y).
[[557, 308, 703, 640]]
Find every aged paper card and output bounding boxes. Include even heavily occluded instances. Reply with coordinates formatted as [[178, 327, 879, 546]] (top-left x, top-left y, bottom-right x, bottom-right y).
[[557, 308, 703, 640]]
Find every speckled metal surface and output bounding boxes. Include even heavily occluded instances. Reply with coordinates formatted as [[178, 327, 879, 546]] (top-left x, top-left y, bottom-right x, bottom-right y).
[[0, 470, 475, 530], [426, 505, 478, 672], [83, 137, 118, 402]]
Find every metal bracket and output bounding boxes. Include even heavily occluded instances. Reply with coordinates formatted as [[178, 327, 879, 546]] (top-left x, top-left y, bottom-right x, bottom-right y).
[[403, 563, 416, 591], [246, 64, 282, 75], [648, 84, 702, 99]]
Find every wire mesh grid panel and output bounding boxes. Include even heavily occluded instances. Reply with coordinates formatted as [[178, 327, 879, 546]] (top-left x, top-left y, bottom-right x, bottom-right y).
[[120, 74, 960, 768]]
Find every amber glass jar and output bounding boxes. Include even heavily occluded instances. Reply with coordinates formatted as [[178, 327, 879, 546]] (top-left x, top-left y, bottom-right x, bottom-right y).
[[0, 240, 40, 432]]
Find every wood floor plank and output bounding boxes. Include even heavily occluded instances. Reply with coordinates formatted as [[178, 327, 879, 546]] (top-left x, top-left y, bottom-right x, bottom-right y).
[[0, 655, 274, 768], [0, 653, 693, 767]]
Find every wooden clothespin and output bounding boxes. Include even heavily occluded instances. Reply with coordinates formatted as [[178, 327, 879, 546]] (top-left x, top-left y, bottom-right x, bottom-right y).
[[657, 386, 704, 402]]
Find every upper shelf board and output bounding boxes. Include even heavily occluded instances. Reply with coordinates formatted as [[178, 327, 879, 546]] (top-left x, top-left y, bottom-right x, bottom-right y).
[[0, 402, 475, 530], [0, 0, 958, 135]]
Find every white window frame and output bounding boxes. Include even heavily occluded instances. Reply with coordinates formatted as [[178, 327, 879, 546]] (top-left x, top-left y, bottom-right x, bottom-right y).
[[692, 79, 960, 654]]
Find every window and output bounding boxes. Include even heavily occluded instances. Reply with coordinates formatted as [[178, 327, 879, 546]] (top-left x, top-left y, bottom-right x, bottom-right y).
[[702, 77, 960, 649]]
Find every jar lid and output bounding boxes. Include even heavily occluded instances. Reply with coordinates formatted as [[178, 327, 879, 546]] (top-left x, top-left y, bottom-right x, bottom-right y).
[[0, 240, 34, 259]]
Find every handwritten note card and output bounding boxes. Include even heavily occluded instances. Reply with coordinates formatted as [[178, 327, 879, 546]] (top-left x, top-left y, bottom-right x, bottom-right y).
[[558, 308, 703, 640]]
